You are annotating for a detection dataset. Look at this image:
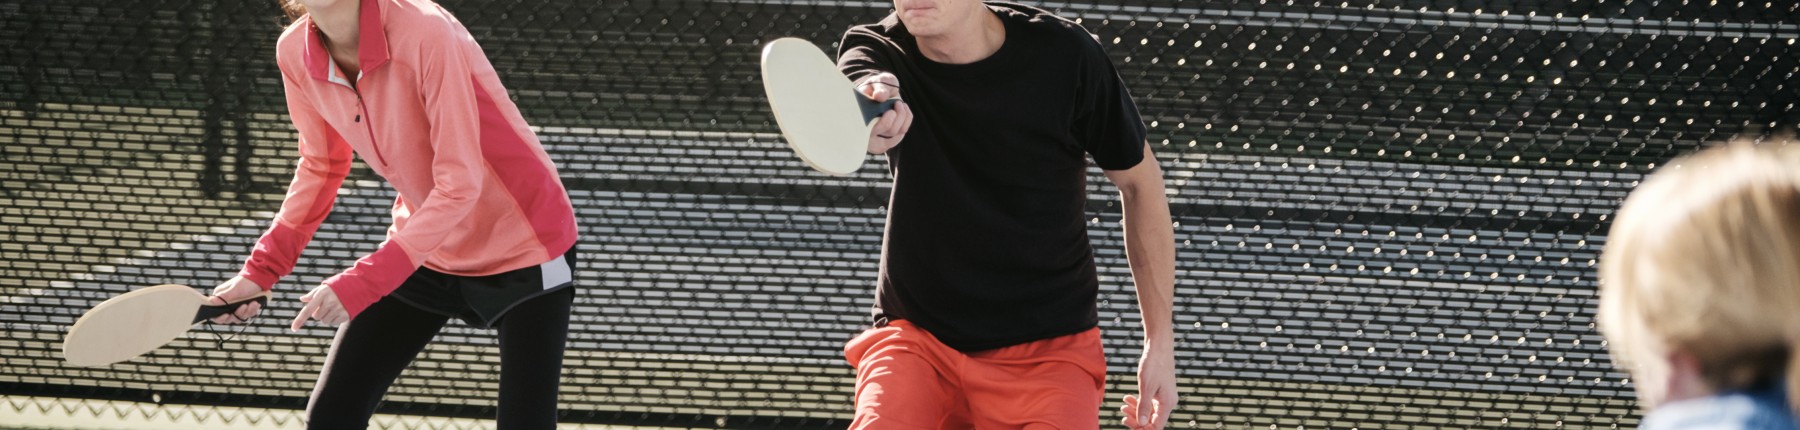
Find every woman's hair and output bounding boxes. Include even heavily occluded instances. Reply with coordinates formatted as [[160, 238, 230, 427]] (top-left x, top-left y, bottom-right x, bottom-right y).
[[278, 0, 307, 22], [1598, 136, 1800, 412]]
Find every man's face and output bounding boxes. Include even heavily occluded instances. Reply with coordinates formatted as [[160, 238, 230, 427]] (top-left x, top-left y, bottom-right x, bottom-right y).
[[894, 0, 978, 38]]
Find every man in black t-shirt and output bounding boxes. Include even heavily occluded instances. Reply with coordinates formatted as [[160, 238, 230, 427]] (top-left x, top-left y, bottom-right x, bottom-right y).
[[836, 1, 1178, 429]]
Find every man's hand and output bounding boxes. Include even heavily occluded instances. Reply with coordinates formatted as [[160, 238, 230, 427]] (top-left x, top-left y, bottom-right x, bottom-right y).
[[859, 72, 912, 154], [290, 284, 348, 331], [1122, 339, 1178, 429]]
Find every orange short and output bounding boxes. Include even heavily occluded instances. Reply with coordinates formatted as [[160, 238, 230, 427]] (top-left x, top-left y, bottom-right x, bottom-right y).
[[844, 320, 1106, 429]]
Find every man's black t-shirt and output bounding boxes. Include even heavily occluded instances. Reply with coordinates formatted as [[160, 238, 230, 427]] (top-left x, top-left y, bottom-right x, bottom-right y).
[[838, 2, 1148, 352]]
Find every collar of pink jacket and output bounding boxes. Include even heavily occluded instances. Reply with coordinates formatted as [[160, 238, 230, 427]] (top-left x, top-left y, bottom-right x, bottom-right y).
[[299, 0, 392, 83]]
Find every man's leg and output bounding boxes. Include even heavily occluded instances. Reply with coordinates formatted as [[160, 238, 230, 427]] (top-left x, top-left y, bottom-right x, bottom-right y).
[[845, 320, 970, 429], [963, 328, 1107, 429]]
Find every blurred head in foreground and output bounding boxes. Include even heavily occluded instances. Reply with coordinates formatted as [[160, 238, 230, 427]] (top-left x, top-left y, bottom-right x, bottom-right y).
[[1599, 137, 1800, 428]]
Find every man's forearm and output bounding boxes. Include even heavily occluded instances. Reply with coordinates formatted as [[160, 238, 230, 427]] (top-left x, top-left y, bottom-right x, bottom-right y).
[[1121, 180, 1176, 342]]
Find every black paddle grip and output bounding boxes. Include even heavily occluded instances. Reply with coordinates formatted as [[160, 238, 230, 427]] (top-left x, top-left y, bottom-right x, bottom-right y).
[[856, 90, 902, 124], [193, 295, 270, 324]]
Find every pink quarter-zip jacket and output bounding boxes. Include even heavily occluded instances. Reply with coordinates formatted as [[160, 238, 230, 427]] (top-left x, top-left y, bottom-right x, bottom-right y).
[[238, 0, 578, 318]]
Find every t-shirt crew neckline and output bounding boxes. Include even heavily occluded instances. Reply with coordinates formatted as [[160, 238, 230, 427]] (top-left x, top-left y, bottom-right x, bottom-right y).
[[911, 7, 1018, 76]]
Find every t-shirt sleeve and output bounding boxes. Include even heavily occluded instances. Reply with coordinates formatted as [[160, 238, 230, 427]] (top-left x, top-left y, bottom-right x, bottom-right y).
[[1071, 33, 1148, 171], [837, 21, 898, 85]]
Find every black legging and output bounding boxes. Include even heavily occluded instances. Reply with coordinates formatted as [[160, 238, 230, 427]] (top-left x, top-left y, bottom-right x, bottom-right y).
[[304, 286, 573, 429]]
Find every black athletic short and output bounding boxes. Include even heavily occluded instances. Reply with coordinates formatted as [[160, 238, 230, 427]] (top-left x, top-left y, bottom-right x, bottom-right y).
[[386, 246, 577, 328]]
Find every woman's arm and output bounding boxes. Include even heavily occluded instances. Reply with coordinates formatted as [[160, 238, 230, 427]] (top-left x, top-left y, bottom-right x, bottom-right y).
[[236, 63, 355, 291]]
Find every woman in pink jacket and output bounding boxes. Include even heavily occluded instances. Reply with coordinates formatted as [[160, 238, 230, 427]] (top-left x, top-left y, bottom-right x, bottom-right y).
[[208, 0, 580, 427]]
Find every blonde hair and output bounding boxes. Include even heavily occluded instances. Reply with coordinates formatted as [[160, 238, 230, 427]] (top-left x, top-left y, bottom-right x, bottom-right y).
[[1598, 136, 1800, 412]]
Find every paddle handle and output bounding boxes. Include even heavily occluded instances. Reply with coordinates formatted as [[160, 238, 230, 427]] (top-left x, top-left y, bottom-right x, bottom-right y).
[[193, 292, 271, 324], [855, 90, 901, 124]]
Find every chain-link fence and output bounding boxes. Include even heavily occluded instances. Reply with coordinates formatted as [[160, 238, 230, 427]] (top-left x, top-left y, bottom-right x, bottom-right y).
[[2, 0, 1798, 428]]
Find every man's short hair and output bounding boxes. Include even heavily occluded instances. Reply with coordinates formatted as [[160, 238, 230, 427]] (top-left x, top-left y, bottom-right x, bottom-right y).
[[1599, 136, 1800, 400]]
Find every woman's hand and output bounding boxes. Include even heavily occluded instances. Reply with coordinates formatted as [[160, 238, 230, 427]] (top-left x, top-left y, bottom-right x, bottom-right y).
[[205, 276, 267, 324], [290, 284, 349, 331]]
